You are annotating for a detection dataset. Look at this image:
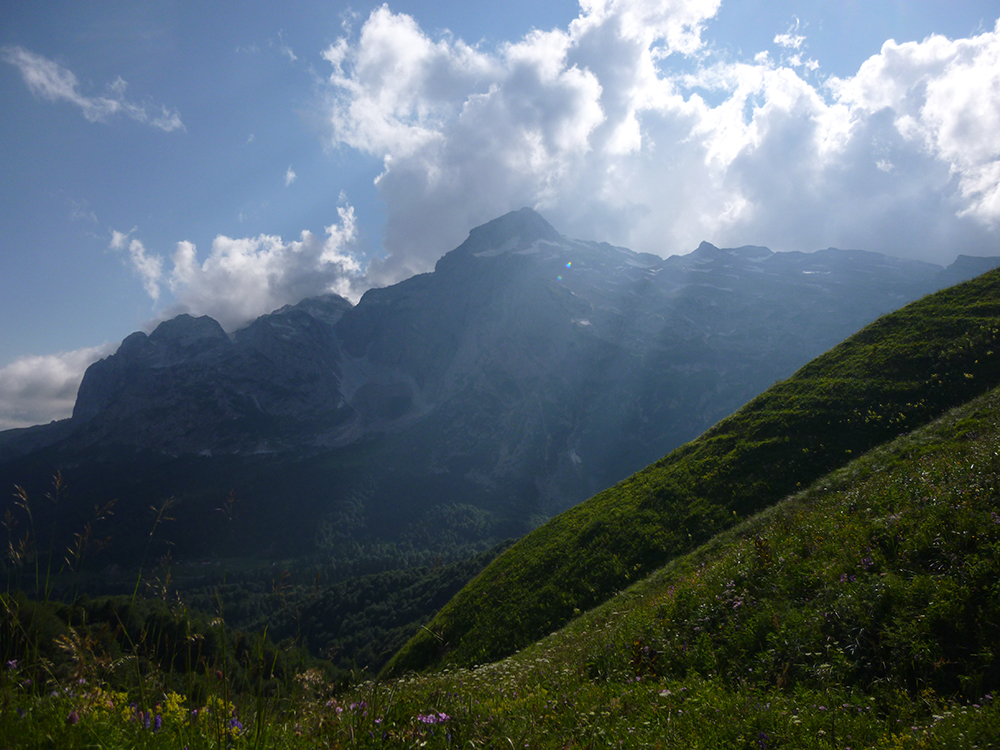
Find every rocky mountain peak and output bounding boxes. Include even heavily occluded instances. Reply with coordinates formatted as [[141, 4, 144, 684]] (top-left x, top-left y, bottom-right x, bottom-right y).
[[148, 314, 228, 347], [691, 240, 721, 256], [277, 294, 353, 327], [436, 208, 563, 271]]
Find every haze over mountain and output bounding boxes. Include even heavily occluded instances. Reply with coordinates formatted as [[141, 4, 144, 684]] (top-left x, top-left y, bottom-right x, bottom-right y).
[[1, 209, 996, 567]]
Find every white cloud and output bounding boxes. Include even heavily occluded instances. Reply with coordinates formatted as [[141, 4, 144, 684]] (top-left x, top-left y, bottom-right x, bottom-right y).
[[2, 46, 184, 131], [277, 30, 298, 62], [165, 204, 361, 329], [0, 344, 115, 430], [107, 203, 361, 331], [285, 165, 297, 186], [774, 18, 805, 50], [829, 25, 1000, 227], [110, 229, 163, 301], [321, 3, 1000, 272]]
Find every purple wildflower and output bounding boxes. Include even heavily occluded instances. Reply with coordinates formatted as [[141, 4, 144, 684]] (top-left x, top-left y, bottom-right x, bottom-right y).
[[417, 712, 451, 724]]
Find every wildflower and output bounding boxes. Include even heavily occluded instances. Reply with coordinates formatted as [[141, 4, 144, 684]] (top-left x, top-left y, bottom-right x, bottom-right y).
[[417, 712, 450, 724], [6, 660, 17, 669], [66, 710, 80, 725]]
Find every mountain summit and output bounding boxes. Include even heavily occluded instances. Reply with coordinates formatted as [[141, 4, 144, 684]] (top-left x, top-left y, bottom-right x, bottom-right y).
[[436, 207, 563, 268]]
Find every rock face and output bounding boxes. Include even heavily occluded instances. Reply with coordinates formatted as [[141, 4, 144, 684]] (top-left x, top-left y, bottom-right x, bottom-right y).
[[69, 296, 354, 455], [0, 208, 995, 558]]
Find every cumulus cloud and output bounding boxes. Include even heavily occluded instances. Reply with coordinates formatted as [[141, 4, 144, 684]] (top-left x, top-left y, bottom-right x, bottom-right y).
[[285, 165, 297, 186], [829, 29, 1000, 228], [0, 344, 115, 430], [109, 203, 362, 331], [2, 46, 184, 131], [166, 204, 361, 329], [321, 3, 1000, 275]]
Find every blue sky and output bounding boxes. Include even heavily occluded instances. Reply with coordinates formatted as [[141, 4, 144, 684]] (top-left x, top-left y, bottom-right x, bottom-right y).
[[1, 0, 999, 429]]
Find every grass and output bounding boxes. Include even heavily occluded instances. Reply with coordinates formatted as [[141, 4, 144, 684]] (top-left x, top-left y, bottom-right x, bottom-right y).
[[6, 374, 1000, 746], [386, 267, 1000, 674]]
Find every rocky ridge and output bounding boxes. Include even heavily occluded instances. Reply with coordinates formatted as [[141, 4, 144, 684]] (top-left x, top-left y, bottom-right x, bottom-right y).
[[1, 208, 997, 558]]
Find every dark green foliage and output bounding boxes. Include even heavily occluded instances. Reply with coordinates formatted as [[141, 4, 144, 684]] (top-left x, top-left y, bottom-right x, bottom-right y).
[[387, 268, 1000, 674], [1, 452, 512, 675], [0, 591, 318, 698], [179, 542, 510, 675]]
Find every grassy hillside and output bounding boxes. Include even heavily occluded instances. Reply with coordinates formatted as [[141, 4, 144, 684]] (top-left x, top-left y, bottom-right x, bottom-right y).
[[7, 341, 1000, 747], [387, 268, 1000, 675], [325, 377, 1000, 747]]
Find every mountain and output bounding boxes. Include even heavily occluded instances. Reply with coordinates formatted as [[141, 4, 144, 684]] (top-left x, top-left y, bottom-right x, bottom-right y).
[[0, 209, 996, 567], [386, 265, 1000, 674]]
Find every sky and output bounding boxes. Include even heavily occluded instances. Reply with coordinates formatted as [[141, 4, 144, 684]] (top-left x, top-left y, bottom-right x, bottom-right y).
[[1, 0, 999, 430]]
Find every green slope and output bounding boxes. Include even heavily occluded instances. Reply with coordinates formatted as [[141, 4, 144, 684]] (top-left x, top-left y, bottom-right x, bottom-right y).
[[341, 382, 1000, 748], [386, 267, 1000, 675], [557, 380, 1000, 698]]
